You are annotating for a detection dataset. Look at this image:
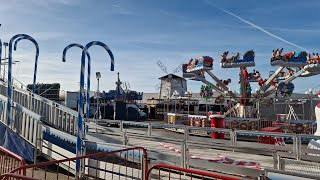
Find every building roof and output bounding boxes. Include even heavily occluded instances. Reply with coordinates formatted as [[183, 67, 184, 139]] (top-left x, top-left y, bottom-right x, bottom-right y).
[[159, 74, 185, 80]]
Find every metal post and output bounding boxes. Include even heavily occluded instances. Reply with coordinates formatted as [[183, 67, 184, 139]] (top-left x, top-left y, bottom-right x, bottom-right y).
[[181, 126, 189, 169], [120, 120, 123, 132], [96, 77, 100, 121], [185, 91, 192, 115], [174, 98, 176, 113], [273, 154, 285, 170], [272, 153, 278, 169], [230, 129, 236, 152], [3, 42, 8, 80], [140, 153, 145, 179], [187, 96, 190, 115], [147, 123, 152, 136], [298, 135, 301, 160], [230, 95, 232, 119], [122, 131, 128, 145], [168, 98, 170, 113], [293, 135, 301, 160], [310, 96, 313, 120], [277, 155, 281, 170], [257, 98, 260, 119], [163, 99, 166, 117], [206, 99, 208, 118], [181, 141, 185, 168]]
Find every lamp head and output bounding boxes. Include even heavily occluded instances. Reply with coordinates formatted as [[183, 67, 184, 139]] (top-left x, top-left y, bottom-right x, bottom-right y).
[[96, 72, 101, 79]]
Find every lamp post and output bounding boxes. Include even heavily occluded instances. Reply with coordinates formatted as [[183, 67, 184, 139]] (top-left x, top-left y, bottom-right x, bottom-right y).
[[163, 95, 167, 119], [305, 88, 315, 120], [96, 72, 101, 121], [185, 91, 192, 115], [2, 42, 8, 79], [172, 90, 179, 114]]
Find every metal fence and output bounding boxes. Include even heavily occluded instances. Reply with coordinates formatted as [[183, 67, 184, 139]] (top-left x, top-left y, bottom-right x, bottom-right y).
[[0, 82, 78, 136], [2, 147, 147, 180], [0, 93, 43, 163], [0, 146, 26, 176], [167, 113, 275, 132], [147, 164, 241, 180], [86, 119, 320, 177]]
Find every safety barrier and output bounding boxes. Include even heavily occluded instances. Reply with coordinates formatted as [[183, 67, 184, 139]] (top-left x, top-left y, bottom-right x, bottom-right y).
[[0, 146, 26, 176], [88, 121, 320, 176], [166, 113, 274, 132], [146, 164, 241, 180], [0, 81, 78, 136], [10, 87, 78, 135], [0, 94, 43, 153], [3, 147, 147, 180]]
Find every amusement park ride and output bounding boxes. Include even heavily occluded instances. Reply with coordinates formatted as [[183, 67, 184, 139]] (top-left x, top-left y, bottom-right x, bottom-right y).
[[182, 49, 320, 119]]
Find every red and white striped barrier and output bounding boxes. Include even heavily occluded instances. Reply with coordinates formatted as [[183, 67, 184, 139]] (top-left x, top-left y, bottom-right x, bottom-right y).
[[160, 143, 261, 170], [274, 137, 286, 146]]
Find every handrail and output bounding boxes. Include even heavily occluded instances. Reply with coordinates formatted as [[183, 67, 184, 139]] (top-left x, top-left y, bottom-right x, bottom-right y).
[[12, 86, 78, 115], [265, 168, 320, 180], [1, 173, 39, 180], [0, 146, 26, 176], [88, 117, 320, 139], [9, 147, 148, 178], [146, 164, 241, 180]]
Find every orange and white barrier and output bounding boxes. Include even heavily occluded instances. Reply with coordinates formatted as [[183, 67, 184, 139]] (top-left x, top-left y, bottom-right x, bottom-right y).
[[160, 143, 261, 170]]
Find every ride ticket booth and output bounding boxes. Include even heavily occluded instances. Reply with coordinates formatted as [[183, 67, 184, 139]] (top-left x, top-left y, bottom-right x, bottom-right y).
[[210, 114, 225, 139]]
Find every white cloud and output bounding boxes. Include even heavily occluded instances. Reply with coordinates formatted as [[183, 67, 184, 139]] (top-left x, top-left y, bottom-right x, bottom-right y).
[[111, 3, 135, 15], [29, 0, 79, 7], [205, 1, 310, 52]]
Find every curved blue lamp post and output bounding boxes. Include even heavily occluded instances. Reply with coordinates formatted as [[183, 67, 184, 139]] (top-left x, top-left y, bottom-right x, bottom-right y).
[[62, 43, 91, 125], [75, 41, 114, 176], [13, 36, 39, 93], [6, 34, 39, 126], [63, 41, 114, 177], [0, 39, 2, 78]]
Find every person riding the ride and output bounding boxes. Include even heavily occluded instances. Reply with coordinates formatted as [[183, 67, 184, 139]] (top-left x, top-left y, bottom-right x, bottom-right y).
[[283, 52, 295, 62]]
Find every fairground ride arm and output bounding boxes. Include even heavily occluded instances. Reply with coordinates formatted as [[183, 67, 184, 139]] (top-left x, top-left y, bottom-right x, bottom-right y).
[[262, 69, 305, 98], [259, 67, 285, 92], [206, 71, 237, 98]]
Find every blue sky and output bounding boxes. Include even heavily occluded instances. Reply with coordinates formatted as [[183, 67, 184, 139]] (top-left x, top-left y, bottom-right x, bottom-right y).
[[1, 0, 320, 94]]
